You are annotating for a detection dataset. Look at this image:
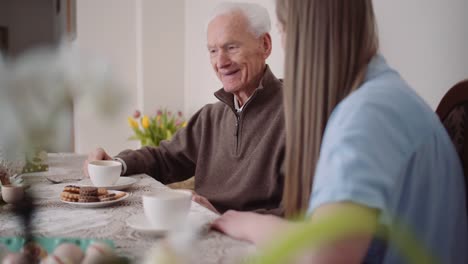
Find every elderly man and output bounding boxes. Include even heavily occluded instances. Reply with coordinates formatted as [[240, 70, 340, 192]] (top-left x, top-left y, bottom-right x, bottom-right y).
[[85, 2, 285, 215]]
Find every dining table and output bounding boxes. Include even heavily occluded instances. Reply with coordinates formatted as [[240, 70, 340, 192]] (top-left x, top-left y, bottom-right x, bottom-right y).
[[0, 153, 255, 263]]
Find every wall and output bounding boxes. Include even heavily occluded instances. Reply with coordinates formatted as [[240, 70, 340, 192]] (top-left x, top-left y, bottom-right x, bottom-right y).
[[374, 0, 468, 108], [74, 0, 186, 155], [141, 0, 185, 115], [74, 0, 139, 155]]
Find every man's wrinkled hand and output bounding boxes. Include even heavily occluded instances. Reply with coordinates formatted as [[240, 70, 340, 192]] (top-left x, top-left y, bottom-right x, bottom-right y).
[[191, 191, 220, 214]]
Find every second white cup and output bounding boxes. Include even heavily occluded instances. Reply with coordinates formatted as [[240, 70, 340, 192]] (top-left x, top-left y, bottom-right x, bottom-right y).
[[142, 190, 192, 230]]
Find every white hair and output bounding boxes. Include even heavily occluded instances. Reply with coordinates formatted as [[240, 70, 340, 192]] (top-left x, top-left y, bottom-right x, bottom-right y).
[[208, 2, 271, 37]]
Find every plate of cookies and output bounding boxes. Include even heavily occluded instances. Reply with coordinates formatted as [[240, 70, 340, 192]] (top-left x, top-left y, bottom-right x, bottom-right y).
[[60, 185, 129, 208]]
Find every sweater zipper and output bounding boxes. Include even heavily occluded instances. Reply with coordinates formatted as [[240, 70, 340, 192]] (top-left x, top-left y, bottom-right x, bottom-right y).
[[235, 114, 240, 154], [233, 92, 256, 155], [235, 116, 240, 137], [230, 89, 261, 155]]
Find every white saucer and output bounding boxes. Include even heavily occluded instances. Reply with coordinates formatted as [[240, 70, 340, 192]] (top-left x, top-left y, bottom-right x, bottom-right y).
[[81, 177, 138, 190], [61, 190, 129, 208], [126, 214, 170, 235]]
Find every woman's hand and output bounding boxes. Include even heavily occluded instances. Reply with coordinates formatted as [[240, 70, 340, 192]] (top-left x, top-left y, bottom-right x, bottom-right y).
[[211, 210, 290, 244]]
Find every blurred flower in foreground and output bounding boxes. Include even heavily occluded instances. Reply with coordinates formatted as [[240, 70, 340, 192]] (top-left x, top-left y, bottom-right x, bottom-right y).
[[143, 224, 200, 264], [128, 109, 186, 147], [0, 43, 125, 161], [249, 209, 435, 264]]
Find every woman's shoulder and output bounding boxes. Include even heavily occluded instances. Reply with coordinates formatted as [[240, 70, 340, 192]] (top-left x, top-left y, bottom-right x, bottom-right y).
[[335, 55, 436, 127], [344, 55, 426, 112], [328, 56, 444, 150]]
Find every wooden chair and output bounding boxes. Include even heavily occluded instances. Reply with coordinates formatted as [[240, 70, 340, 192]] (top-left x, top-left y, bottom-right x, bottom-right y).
[[167, 177, 195, 190], [436, 79, 468, 213]]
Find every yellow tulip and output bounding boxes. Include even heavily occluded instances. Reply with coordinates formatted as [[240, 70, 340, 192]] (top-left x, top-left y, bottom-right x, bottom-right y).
[[142, 115, 150, 128], [127, 117, 139, 128], [182, 121, 187, 128]]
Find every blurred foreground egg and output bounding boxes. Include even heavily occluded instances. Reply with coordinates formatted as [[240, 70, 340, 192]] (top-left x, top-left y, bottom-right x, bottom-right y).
[[82, 242, 114, 264], [40, 254, 74, 264], [2, 252, 27, 264], [52, 243, 83, 264]]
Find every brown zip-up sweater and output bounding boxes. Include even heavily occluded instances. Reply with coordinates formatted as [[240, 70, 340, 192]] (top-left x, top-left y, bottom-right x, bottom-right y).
[[117, 66, 285, 215]]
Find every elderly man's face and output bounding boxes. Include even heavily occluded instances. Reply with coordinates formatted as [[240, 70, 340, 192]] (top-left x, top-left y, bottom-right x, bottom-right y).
[[207, 12, 271, 95]]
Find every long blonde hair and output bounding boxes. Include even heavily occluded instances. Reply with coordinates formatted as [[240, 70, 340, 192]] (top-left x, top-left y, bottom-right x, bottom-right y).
[[277, 0, 379, 217]]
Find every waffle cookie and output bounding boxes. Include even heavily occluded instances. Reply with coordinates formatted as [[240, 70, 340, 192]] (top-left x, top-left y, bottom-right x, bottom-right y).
[[78, 196, 100, 203], [99, 193, 116, 202], [63, 185, 80, 194], [114, 192, 126, 199], [97, 188, 108, 196], [80, 187, 98, 196], [60, 191, 80, 202], [61, 197, 79, 202]]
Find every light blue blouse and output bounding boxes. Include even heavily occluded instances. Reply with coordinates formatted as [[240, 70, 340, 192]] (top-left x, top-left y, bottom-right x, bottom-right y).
[[308, 54, 467, 263]]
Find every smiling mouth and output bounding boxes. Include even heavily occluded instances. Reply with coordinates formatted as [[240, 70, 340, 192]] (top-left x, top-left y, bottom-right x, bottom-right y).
[[222, 69, 240, 76]]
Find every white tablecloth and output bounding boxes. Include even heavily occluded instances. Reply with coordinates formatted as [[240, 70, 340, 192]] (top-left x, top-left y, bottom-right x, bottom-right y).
[[0, 153, 254, 263]]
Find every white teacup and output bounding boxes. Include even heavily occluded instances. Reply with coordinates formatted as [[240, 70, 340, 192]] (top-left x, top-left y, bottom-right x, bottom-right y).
[[1, 184, 24, 204], [88, 160, 122, 187], [142, 190, 192, 230]]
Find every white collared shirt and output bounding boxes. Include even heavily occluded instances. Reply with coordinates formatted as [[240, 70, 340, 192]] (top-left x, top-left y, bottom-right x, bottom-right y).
[[234, 82, 263, 113], [234, 95, 249, 113]]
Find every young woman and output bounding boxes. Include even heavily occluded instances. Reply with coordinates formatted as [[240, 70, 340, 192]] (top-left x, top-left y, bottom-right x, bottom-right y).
[[212, 0, 468, 263]]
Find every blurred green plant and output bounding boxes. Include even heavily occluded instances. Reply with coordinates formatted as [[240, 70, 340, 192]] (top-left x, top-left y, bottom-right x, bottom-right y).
[[128, 109, 186, 147], [22, 149, 48, 173], [247, 209, 437, 264]]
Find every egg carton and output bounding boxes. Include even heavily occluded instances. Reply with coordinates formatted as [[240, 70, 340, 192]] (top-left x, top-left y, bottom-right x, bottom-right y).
[[0, 236, 113, 254]]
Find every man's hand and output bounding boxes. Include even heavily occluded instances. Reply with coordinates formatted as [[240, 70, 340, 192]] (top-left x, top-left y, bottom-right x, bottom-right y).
[[83, 148, 113, 178], [211, 210, 290, 244], [191, 191, 219, 214]]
